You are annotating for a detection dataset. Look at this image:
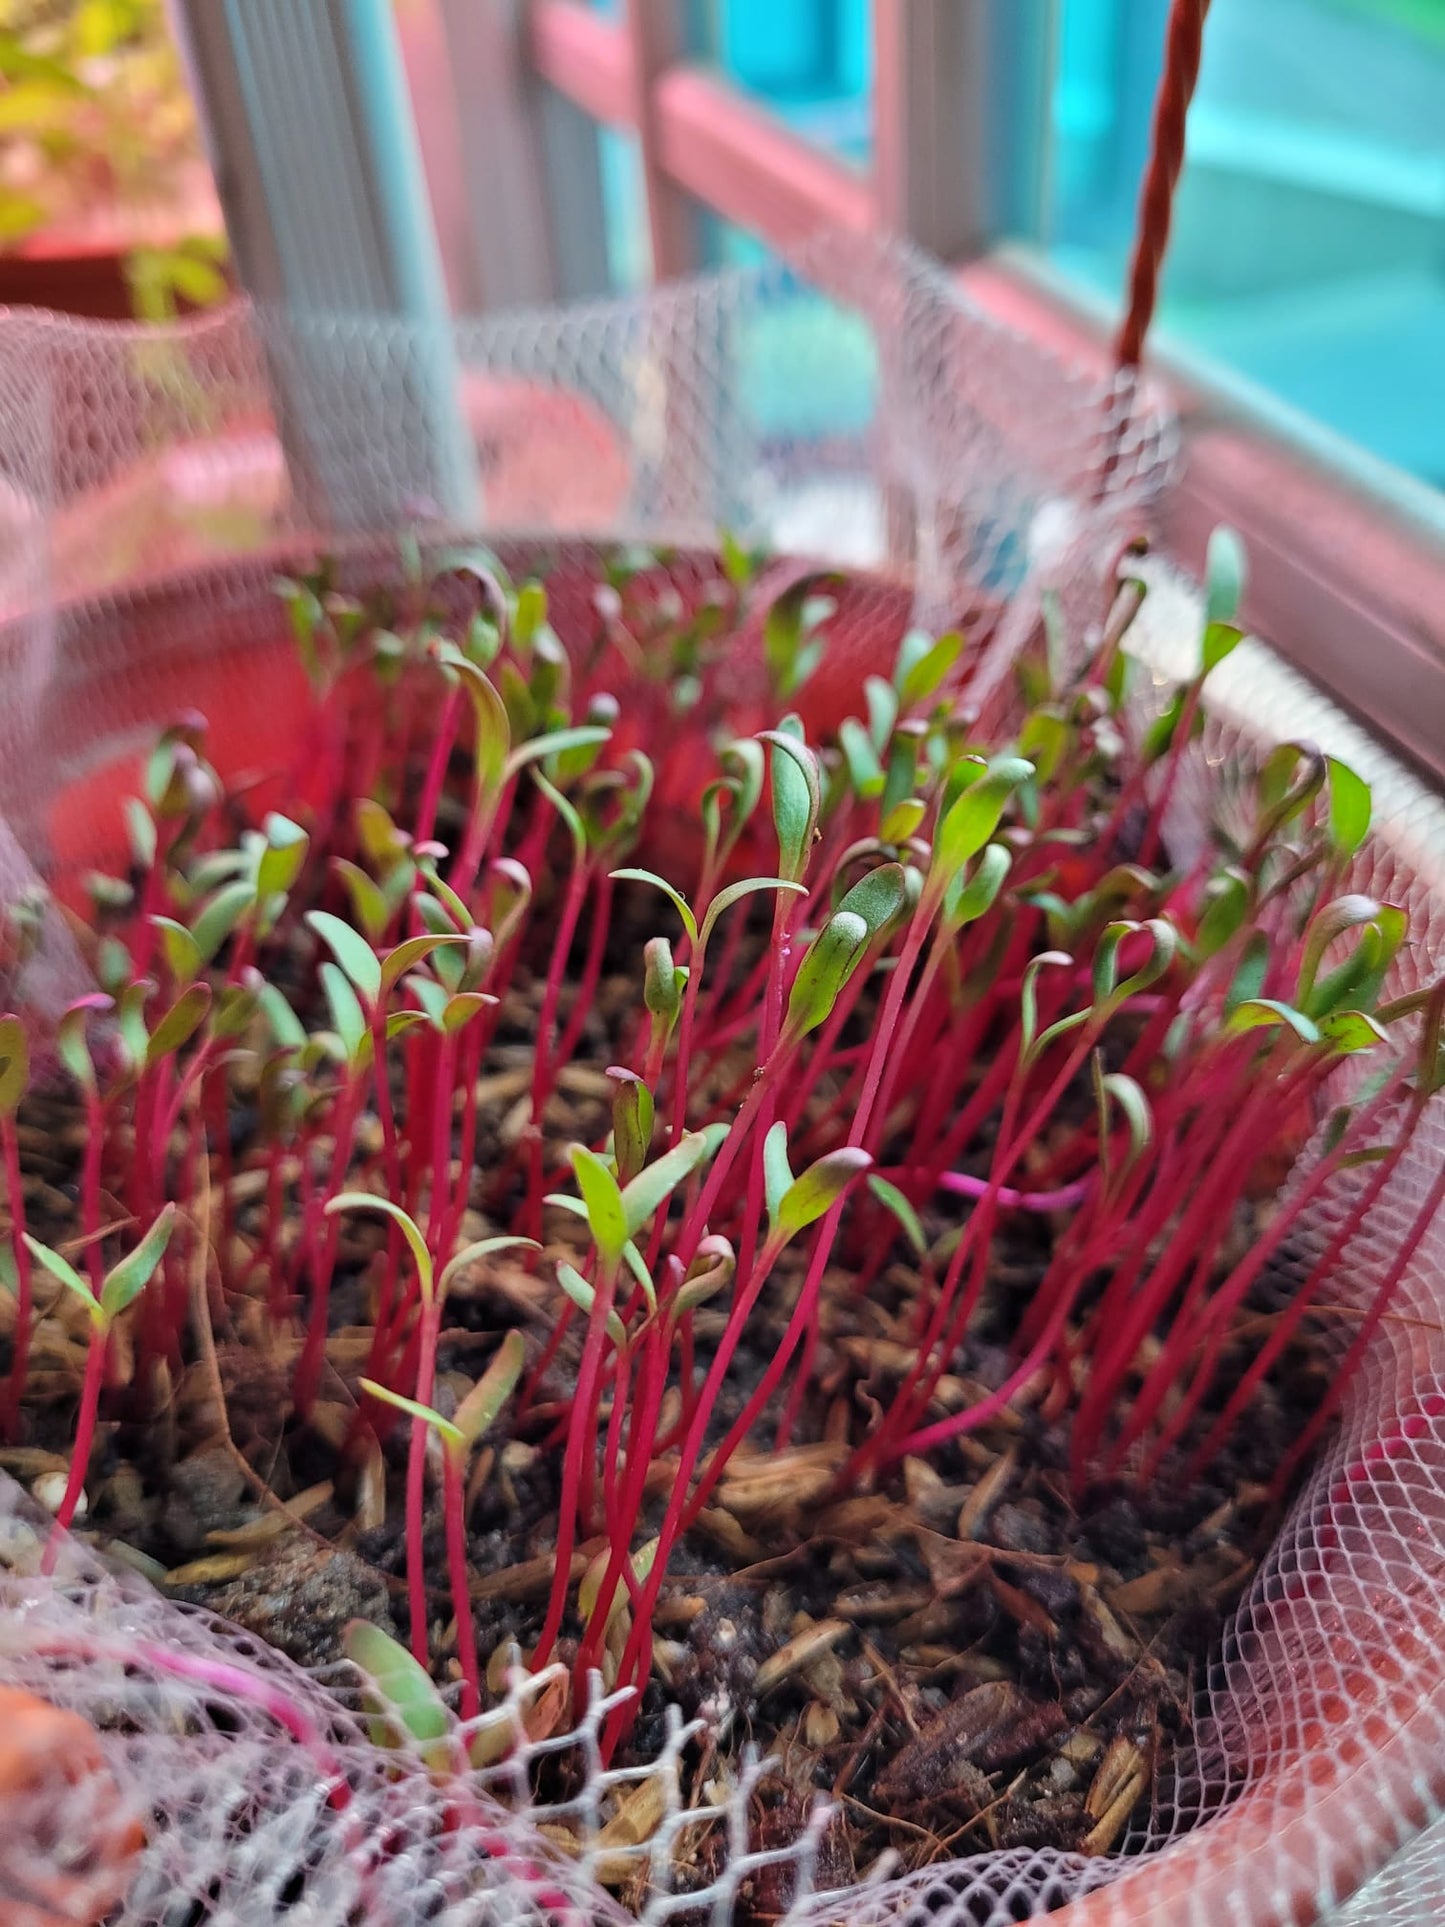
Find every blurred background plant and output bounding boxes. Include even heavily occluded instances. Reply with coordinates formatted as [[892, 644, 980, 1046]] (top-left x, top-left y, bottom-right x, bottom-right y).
[[0, 0, 225, 317]]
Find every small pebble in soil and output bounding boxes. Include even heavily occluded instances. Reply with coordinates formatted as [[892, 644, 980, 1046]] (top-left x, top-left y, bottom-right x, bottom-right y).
[[160, 1444, 251, 1554], [169, 1534, 394, 1669]]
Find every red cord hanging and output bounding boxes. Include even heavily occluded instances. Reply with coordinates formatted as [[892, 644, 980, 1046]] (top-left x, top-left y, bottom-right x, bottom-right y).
[[1114, 0, 1213, 375]]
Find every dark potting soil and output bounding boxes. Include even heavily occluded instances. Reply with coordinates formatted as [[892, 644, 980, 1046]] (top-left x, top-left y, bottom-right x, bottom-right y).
[[3, 883, 1315, 1920]]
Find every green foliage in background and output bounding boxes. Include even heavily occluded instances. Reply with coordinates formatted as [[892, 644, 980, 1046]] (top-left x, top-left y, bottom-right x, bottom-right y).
[[0, 0, 227, 317]]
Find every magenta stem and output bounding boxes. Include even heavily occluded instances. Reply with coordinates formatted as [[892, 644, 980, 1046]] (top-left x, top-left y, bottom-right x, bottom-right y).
[[931, 1168, 1093, 1213], [44, 1326, 106, 1570], [406, 1300, 442, 1669], [442, 1449, 481, 1721], [3, 1117, 33, 1433]]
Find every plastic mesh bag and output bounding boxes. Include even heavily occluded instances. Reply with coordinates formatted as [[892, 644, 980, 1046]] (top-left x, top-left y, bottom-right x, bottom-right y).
[[0, 238, 1443, 1927]]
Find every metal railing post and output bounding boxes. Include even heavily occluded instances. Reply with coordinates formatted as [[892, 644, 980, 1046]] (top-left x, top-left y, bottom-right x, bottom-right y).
[[173, 0, 477, 532]]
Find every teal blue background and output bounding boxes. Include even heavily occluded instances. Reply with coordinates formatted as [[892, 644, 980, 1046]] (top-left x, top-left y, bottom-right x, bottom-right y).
[[589, 0, 1445, 489]]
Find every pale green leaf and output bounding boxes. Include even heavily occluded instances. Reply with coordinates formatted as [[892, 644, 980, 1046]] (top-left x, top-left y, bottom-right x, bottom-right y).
[[1195, 870, 1250, 959], [116, 982, 150, 1073], [1201, 621, 1244, 675], [1225, 930, 1271, 1013], [442, 991, 495, 1033], [898, 629, 963, 709], [698, 876, 806, 951], [571, 1145, 629, 1263], [145, 983, 210, 1067], [1019, 950, 1074, 1060], [379, 933, 467, 998], [258, 983, 307, 1053], [439, 1235, 539, 1298], [556, 1260, 596, 1316], [505, 725, 611, 782], [1204, 525, 1246, 628], [839, 718, 885, 799], [867, 1175, 925, 1254], [192, 880, 254, 965], [643, 936, 682, 1023], [447, 657, 511, 808], [532, 768, 586, 864], [335, 859, 391, 944], [763, 1121, 792, 1229], [56, 997, 110, 1091], [611, 869, 697, 947], [880, 797, 926, 845], [865, 676, 898, 753], [1298, 895, 1384, 1007], [327, 1193, 434, 1301], [452, 1331, 527, 1446], [930, 756, 1033, 889], [760, 729, 821, 883], [359, 1377, 463, 1449], [343, 1620, 451, 1761], [320, 963, 368, 1062], [1226, 998, 1322, 1044], [620, 1131, 718, 1241], [1096, 1068, 1152, 1162], [942, 843, 1011, 932], [1320, 1009, 1389, 1054], [308, 910, 382, 1004], [784, 911, 869, 1039], [1326, 757, 1371, 859], [99, 1204, 177, 1323], [0, 1013, 27, 1117], [153, 915, 202, 986], [124, 797, 157, 869], [777, 1148, 872, 1238], [256, 813, 309, 898], [24, 1234, 97, 1319]]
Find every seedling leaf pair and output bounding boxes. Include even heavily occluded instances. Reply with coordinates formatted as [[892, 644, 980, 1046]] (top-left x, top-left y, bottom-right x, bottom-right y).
[[25, 1203, 176, 1329], [762, 1122, 872, 1242]]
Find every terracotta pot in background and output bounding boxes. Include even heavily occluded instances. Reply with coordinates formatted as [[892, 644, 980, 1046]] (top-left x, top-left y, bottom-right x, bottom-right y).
[[0, 215, 229, 321], [0, 236, 135, 321]]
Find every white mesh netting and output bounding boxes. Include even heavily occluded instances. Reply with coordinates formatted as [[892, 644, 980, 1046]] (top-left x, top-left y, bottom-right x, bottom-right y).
[[0, 237, 1443, 1925]]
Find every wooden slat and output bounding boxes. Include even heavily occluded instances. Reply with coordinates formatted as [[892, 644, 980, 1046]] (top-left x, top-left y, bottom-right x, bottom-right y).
[[528, 0, 871, 255], [527, 0, 632, 128], [655, 67, 873, 248], [874, 0, 988, 257], [624, 0, 696, 278], [875, 0, 1054, 258], [436, 0, 560, 305]]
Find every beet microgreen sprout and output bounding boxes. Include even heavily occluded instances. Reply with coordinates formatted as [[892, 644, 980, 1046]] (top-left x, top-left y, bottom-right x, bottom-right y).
[[763, 572, 840, 701], [360, 1329, 525, 1721], [326, 1191, 535, 1665], [25, 1205, 175, 1554], [610, 864, 807, 1141], [533, 1127, 726, 1678], [344, 1615, 457, 1775]]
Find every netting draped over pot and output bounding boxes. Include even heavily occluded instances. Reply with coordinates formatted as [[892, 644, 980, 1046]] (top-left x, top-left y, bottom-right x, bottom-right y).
[[0, 233, 1167, 1011], [1, 233, 1444, 1927], [0, 233, 1166, 768]]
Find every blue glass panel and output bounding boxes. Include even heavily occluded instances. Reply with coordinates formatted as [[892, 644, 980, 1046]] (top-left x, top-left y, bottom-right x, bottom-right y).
[[598, 125, 649, 291], [1047, 0, 1445, 486], [692, 0, 873, 162]]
